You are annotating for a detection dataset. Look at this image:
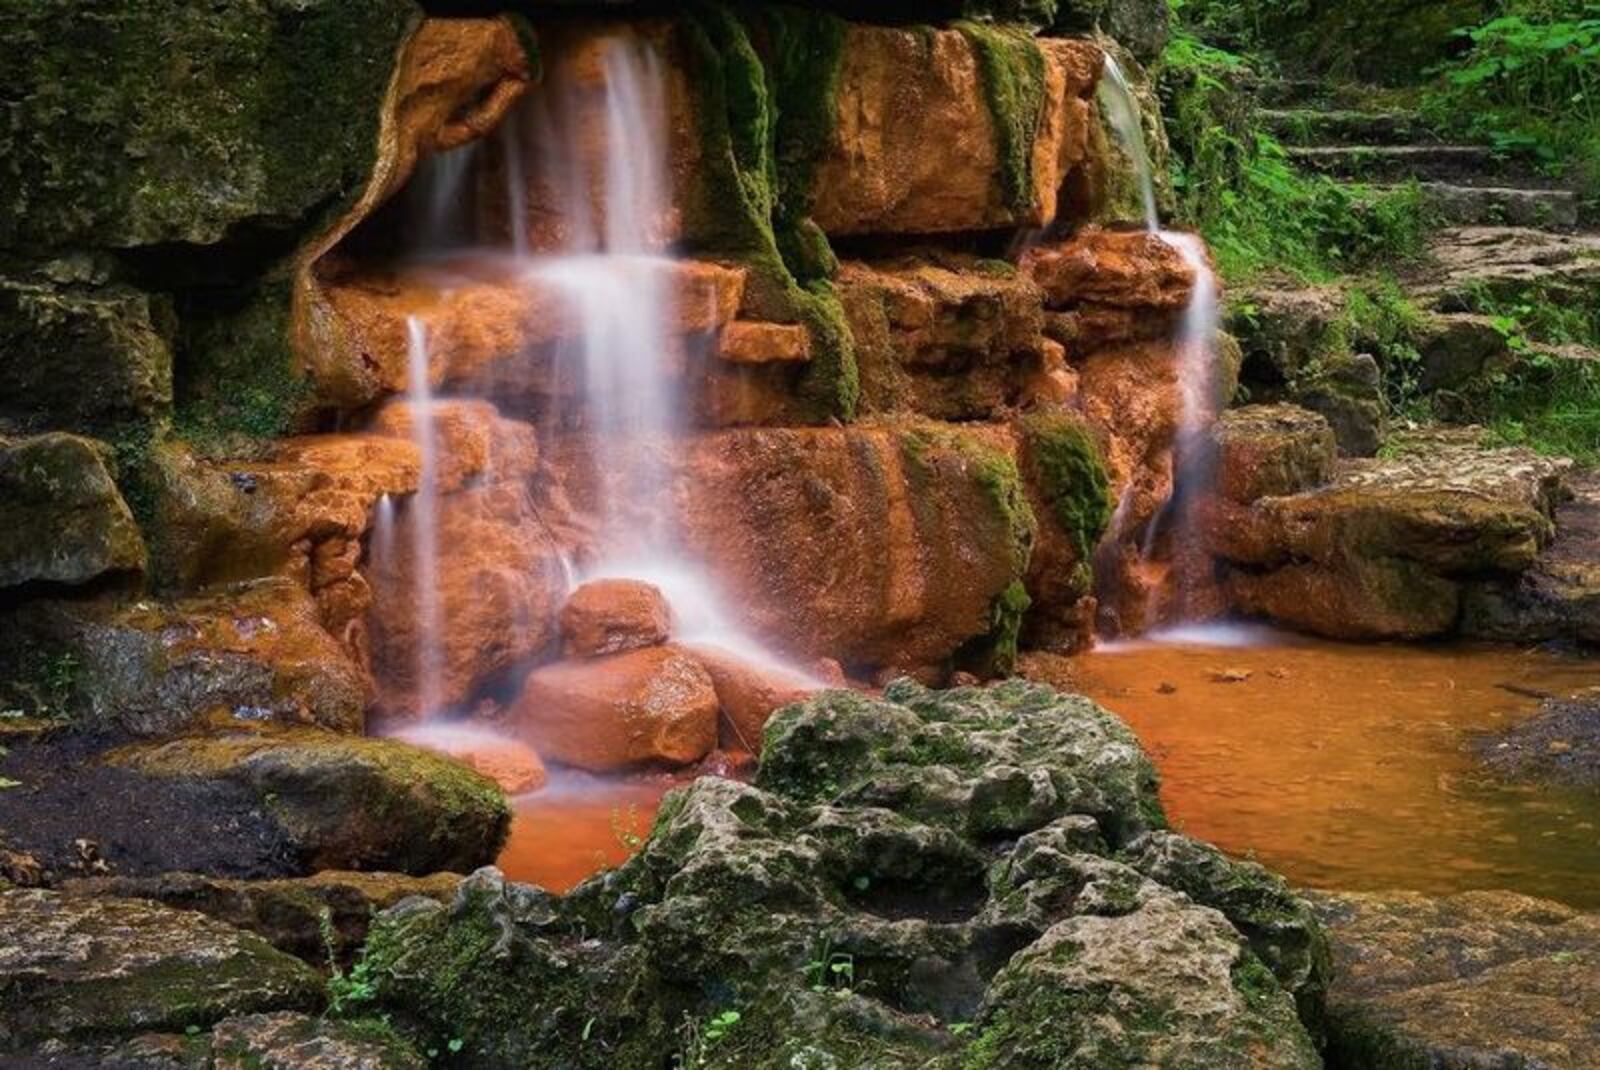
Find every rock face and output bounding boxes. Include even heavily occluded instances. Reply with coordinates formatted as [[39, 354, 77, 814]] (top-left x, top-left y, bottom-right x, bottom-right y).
[[1212, 431, 1571, 640], [1211, 405, 1338, 505], [560, 579, 673, 657], [210, 1013, 426, 1070], [811, 30, 1103, 236], [106, 730, 509, 875], [0, 433, 146, 590], [361, 682, 1327, 1069], [0, 889, 322, 1050], [511, 646, 720, 771], [1310, 890, 1600, 1070], [2, 578, 369, 737]]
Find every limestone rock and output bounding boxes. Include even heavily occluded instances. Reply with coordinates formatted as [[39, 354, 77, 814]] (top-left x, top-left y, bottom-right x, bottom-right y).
[[62, 870, 461, 964], [811, 28, 1102, 236], [717, 321, 811, 364], [511, 646, 719, 772], [0, 433, 146, 590], [680, 643, 818, 755], [106, 730, 509, 875], [358, 683, 1322, 1068], [1310, 889, 1600, 1070], [0, 278, 172, 434], [1212, 404, 1337, 505], [0, 889, 320, 1049], [1229, 556, 1462, 642], [560, 579, 672, 657]]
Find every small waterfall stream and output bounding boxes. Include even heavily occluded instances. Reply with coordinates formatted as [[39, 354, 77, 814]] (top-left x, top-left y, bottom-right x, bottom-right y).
[[1097, 53, 1222, 625], [403, 315, 444, 716]]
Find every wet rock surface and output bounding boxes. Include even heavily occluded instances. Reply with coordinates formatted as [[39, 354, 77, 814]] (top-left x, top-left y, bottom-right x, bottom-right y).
[[560, 578, 673, 657], [1477, 693, 1600, 794], [0, 433, 146, 590], [360, 681, 1327, 1068], [1310, 889, 1600, 1070]]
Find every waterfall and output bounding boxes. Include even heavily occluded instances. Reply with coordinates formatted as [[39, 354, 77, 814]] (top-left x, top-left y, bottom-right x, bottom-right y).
[[1096, 52, 1222, 622], [404, 316, 444, 716]]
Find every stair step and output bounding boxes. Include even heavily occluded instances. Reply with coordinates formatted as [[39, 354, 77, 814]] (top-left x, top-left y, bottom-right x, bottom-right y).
[[1417, 312, 1599, 393], [1379, 182, 1581, 229], [1288, 144, 1497, 181], [1261, 108, 1427, 146]]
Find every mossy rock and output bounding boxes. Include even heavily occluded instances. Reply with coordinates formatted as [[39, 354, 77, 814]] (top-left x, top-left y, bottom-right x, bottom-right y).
[[0, 0, 416, 261], [0, 889, 321, 1050], [0, 432, 146, 590], [106, 729, 509, 875], [0, 276, 173, 435]]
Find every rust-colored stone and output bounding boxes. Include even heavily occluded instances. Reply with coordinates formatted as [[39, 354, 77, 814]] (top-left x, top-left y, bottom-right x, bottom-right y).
[[560, 579, 672, 657]]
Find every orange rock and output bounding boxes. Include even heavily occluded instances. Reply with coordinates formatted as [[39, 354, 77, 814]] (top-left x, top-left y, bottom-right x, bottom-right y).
[[369, 398, 540, 488], [367, 482, 568, 721], [511, 646, 719, 771], [560, 579, 672, 657], [717, 321, 811, 364], [682, 644, 820, 755], [811, 28, 1102, 236], [395, 726, 549, 795]]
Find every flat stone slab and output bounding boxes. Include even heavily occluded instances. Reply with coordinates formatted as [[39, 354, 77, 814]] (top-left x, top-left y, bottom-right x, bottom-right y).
[[0, 889, 321, 1049], [1309, 889, 1600, 1070]]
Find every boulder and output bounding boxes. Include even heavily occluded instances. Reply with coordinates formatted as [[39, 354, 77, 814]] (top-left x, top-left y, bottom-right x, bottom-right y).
[[837, 256, 1050, 420], [680, 643, 819, 755], [1211, 404, 1337, 504], [62, 870, 460, 965], [2, 578, 368, 737], [0, 433, 146, 590], [511, 646, 719, 771], [810, 28, 1103, 236], [0, 278, 172, 434], [392, 724, 550, 796], [358, 682, 1322, 1068], [1309, 890, 1600, 1070], [1213, 433, 1571, 640], [1053, 1, 1173, 63], [560, 579, 673, 657], [106, 730, 509, 875], [0, 889, 321, 1049]]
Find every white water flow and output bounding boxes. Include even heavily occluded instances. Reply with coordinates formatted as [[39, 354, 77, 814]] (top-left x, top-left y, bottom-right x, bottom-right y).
[[512, 38, 818, 680], [1097, 54, 1222, 611], [404, 316, 445, 716]]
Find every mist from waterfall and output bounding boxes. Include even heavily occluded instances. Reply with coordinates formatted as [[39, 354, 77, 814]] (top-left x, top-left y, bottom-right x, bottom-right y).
[[1096, 52, 1222, 624]]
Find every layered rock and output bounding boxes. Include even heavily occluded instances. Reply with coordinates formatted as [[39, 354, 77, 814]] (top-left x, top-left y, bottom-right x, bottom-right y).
[[1210, 431, 1570, 639], [0, 433, 145, 590], [359, 682, 1327, 1068]]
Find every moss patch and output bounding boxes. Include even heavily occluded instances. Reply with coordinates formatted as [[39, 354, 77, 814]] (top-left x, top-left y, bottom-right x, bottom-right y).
[[1019, 411, 1113, 562], [957, 21, 1048, 217]]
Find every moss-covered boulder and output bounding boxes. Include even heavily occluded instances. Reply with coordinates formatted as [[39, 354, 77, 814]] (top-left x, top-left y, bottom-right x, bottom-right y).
[[0, 889, 321, 1051], [0, 276, 173, 435], [106, 730, 509, 875], [0, 0, 416, 260], [209, 1012, 426, 1069], [0, 432, 146, 590], [360, 682, 1324, 1067]]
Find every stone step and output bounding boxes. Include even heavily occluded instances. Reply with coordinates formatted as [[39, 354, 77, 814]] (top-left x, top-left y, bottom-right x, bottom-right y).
[[1261, 108, 1428, 146], [1288, 144, 1497, 181], [1417, 311, 1599, 393], [1388, 182, 1581, 230], [1421, 227, 1600, 309]]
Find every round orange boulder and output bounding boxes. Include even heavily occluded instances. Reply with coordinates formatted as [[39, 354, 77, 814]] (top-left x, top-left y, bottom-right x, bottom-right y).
[[560, 579, 672, 658], [511, 646, 717, 772]]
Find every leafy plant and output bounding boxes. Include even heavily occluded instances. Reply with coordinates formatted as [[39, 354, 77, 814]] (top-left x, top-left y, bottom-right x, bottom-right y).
[[609, 804, 645, 852], [320, 909, 377, 1018], [673, 1009, 742, 1068]]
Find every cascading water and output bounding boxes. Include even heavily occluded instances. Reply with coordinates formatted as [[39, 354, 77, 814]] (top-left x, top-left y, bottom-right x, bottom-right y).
[[1096, 53, 1222, 624], [403, 315, 444, 717]]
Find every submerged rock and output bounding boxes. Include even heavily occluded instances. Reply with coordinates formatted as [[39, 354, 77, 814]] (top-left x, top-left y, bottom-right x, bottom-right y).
[[1310, 889, 1600, 1070], [359, 682, 1325, 1068], [105, 730, 509, 875], [0, 889, 321, 1050], [1476, 693, 1600, 794]]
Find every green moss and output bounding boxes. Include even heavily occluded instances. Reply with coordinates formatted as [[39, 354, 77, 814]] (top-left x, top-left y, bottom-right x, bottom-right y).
[[680, 3, 859, 421], [1019, 411, 1113, 562], [957, 21, 1047, 216]]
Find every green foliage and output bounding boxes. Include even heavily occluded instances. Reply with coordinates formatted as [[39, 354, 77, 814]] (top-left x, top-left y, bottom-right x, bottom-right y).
[[1423, 2, 1600, 199], [957, 21, 1048, 214], [1341, 278, 1428, 412], [320, 909, 378, 1019], [1157, 23, 1431, 283], [1480, 356, 1600, 461]]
